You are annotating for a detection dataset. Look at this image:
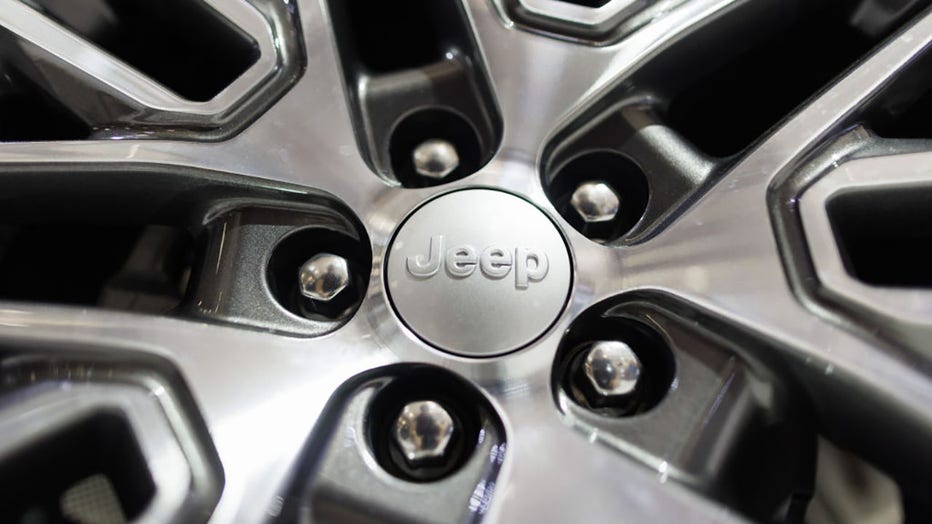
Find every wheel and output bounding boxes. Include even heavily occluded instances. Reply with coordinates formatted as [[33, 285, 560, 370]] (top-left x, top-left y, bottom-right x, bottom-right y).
[[0, 0, 930, 523]]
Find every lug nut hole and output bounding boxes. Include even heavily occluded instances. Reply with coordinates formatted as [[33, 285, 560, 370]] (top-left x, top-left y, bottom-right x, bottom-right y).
[[366, 368, 486, 482], [546, 151, 649, 243], [267, 228, 370, 321], [388, 108, 482, 187], [556, 314, 674, 417]]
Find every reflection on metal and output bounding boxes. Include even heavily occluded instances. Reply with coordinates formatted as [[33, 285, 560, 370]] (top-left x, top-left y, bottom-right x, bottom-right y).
[[582, 340, 640, 397], [298, 253, 350, 302], [571, 182, 620, 223], [0, 357, 222, 523], [495, 0, 691, 43], [413, 139, 461, 179], [0, 0, 301, 138], [393, 400, 456, 465], [0, 0, 927, 523]]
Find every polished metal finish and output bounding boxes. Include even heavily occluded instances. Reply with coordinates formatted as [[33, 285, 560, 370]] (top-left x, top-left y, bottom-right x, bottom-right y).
[[305, 380, 506, 523], [497, 0, 691, 42], [0, 376, 218, 523], [0, 0, 929, 523], [583, 340, 641, 397], [0, 0, 299, 136], [570, 182, 620, 223], [413, 139, 461, 179], [298, 253, 350, 302], [799, 151, 932, 327], [512, 0, 644, 31], [393, 400, 456, 465], [385, 189, 572, 356]]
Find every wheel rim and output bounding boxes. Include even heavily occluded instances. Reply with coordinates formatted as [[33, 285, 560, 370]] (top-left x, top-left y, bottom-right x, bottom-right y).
[[0, 1, 930, 522]]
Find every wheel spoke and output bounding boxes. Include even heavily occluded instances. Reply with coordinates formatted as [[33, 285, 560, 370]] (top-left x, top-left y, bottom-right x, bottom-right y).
[[0, 0, 295, 133], [0, 0, 929, 522], [467, 0, 744, 154], [488, 387, 745, 523], [0, 303, 393, 523], [615, 7, 932, 482]]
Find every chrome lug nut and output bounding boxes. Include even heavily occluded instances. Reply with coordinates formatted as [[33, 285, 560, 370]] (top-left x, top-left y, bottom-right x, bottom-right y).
[[298, 253, 350, 302], [570, 182, 620, 223], [412, 139, 460, 179], [393, 400, 455, 467], [582, 340, 642, 403]]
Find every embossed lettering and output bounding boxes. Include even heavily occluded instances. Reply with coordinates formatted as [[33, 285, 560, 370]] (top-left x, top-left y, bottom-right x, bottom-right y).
[[446, 245, 478, 277], [406, 235, 443, 277], [514, 247, 549, 289], [480, 247, 512, 279], [405, 236, 548, 287]]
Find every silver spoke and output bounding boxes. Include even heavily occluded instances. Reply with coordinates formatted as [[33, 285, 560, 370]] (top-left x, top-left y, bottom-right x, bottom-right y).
[[0, 303, 394, 523], [0, 0, 929, 522], [0, 0, 292, 131], [488, 386, 746, 523], [616, 5, 932, 456], [468, 0, 742, 154]]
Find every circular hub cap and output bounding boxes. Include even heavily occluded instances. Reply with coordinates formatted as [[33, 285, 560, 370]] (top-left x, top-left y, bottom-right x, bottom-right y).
[[386, 189, 572, 357]]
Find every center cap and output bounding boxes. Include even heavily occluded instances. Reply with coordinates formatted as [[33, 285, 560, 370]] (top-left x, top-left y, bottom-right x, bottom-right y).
[[386, 189, 572, 357]]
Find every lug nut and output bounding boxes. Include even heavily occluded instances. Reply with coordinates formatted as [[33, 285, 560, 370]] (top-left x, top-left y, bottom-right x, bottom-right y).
[[298, 253, 350, 302], [393, 400, 455, 467], [412, 139, 460, 179], [570, 182, 620, 224], [578, 340, 641, 410]]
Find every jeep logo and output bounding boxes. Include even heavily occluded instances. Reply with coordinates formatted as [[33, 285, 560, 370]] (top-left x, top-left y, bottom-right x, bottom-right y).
[[405, 235, 549, 288]]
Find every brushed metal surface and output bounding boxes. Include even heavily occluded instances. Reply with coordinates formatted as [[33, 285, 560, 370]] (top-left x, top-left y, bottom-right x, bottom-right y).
[[385, 189, 572, 356]]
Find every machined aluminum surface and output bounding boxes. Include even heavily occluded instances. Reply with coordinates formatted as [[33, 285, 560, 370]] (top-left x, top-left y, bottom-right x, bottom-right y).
[[495, 0, 689, 43], [0, 0, 930, 523], [0, 0, 299, 136]]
